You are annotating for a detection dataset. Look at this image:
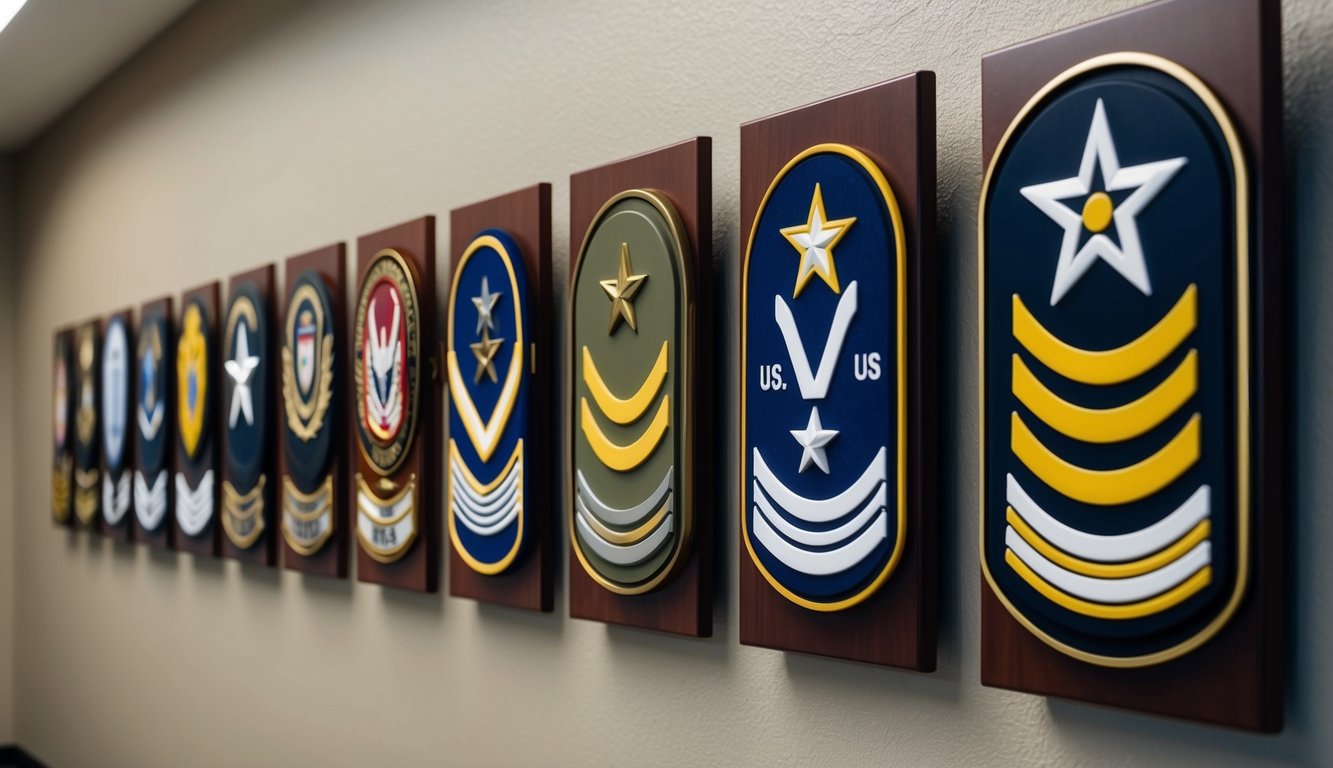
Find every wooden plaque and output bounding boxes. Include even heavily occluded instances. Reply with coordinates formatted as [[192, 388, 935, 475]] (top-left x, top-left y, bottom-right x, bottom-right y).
[[173, 282, 221, 557], [99, 309, 136, 542], [568, 138, 713, 636], [351, 217, 440, 592], [738, 73, 938, 669], [978, 0, 1283, 730], [71, 318, 102, 529], [133, 297, 174, 549], [52, 327, 75, 527], [447, 184, 554, 612], [220, 265, 278, 566], [280, 244, 349, 578]]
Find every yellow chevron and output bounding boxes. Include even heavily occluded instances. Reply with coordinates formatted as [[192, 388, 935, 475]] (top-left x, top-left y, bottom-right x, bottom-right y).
[[1006, 506, 1211, 579], [582, 342, 668, 425], [1006, 549, 1211, 620], [1010, 412, 1200, 505], [1012, 284, 1196, 385], [580, 396, 670, 472]]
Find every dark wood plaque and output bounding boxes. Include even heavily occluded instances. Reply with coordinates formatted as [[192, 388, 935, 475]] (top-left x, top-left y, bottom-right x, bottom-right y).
[[173, 281, 221, 558], [133, 297, 174, 549], [220, 265, 278, 566], [568, 138, 713, 636], [280, 244, 348, 579], [978, 0, 1283, 730], [447, 183, 554, 612], [738, 73, 938, 670], [99, 309, 136, 542], [52, 326, 75, 528], [352, 216, 440, 592]]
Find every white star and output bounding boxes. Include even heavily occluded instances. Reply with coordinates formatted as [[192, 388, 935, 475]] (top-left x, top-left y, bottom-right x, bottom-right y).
[[224, 323, 259, 428], [789, 406, 839, 474], [1020, 98, 1187, 306], [472, 276, 502, 335]]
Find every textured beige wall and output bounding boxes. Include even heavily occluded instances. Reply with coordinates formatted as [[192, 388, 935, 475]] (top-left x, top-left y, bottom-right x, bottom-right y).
[[0, 154, 15, 744], [9, 0, 1333, 765]]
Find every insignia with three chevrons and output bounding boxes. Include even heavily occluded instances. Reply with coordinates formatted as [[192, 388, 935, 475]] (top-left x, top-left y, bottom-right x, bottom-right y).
[[570, 190, 693, 595], [981, 54, 1250, 666], [135, 304, 172, 535], [446, 230, 533, 576], [72, 320, 102, 526], [742, 145, 907, 611], [52, 330, 74, 525], [221, 278, 272, 553], [176, 293, 217, 543], [101, 314, 134, 530]]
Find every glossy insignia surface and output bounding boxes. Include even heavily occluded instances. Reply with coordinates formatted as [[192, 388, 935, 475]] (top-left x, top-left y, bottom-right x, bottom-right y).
[[281, 269, 338, 555], [176, 297, 214, 537], [742, 144, 906, 611], [52, 333, 73, 524], [135, 310, 169, 531], [981, 55, 1249, 666], [101, 316, 132, 526], [222, 282, 269, 549], [73, 321, 101, 524]]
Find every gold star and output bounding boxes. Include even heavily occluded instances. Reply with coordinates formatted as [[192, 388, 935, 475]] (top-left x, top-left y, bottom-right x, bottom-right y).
[[600, 242, 648, 334], [780, 183, 856, 298], [470, 327, 503, 383]]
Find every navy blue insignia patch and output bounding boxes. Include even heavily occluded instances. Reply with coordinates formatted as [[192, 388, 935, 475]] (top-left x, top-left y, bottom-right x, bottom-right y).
[[281, 270, 338, 555], [134, 309, 170, 531], [222, 282, 270, 549]]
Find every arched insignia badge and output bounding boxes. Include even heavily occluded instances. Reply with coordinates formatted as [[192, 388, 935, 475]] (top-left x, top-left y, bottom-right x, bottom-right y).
[[222, 285, 269, 549], [101, 316, 132, 527], [73, 322, 101, 525], [281, 270, 337, 555], [176, 298, 214, 537], [570, 190, 693, 595], [135, 311, 169, 531], [980, 54, 1249, 667], [742, 145, 907, 611], [446, 230, 532, 576], [353, 249, 421, 563], [52, 332, 73, 524]]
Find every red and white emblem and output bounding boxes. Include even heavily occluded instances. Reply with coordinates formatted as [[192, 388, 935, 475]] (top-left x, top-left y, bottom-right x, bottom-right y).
[[362, 278, 406, 443]]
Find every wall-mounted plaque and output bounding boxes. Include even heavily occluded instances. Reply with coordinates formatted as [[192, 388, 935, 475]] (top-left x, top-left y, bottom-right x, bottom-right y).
[[100, 310, 135, 541], [568, 138, 713, 636], [220, 266, 277, 565], [174, 282, 220, 557], [72, 319, 102, 528], [978, 0, 1283, 730], [134, 297, 174, 548], [352, 217, 439, 592], [52, 328, 74, 526], [281, 245, 347, 578], [447, 184, 554, 611], [739, 73, 938, 669]]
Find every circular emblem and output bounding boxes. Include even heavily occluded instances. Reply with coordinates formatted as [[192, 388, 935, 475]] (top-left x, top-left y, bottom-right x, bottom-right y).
[[353, 249, 420, 477], [177, 300, 210, 460], [102, 316, 130, 471], [137, 313, 168, 473], [74, 323, 98, 462], [282, 270, 337, 483], [53, 335, 70, 453], [223, 285, 267, 490]]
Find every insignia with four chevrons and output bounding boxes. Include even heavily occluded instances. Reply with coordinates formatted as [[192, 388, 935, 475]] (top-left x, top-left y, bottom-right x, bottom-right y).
[[353, 249, 422, 563], [135, 309, 170, 531], [176, 298, 215, 537], [446, 230, 533, 575], [52, 332, 73, 524], [570, 190, 693, 595], [281, 270, 338, 556], [73, 321, 102, 525], [981, 55, 1249, 666], [101, 316, 133, 527], [222, 282, 270, 549], [742, 145, 907, 611]]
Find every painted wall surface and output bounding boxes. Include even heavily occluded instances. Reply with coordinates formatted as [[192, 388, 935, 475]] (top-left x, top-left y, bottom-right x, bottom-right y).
[[9, 0, 1332, 765], [0, 154, 15, 744]]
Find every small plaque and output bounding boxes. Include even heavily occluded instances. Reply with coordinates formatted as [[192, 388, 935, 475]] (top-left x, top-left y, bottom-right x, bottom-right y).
[[72, 319, 102, 528], [133, 297, 174, 548], [174, 282, 220, 557], [52, 328, 74, 527], [100, 310, 135, 541]]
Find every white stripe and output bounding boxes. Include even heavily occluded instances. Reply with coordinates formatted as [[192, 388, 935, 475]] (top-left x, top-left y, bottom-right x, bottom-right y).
[[450, 462, 521, 520], [751, 506, 888, 576], [175, 470, 215, 536], [134, 470, 168, 529], [753, 446, 886, 523], [453, 492, 521, 536], [1005, 526, 1211, 604], [574, 505, 673, 567], [753, 479, 885, 547], [358, 488, 414, 521], [576, 467, 672, 527]]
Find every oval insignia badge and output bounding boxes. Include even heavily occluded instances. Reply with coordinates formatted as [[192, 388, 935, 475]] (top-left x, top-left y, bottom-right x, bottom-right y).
[[570, 190, 693, 595], [135, 310, 169, 531], [101, 316, 132, 526], [73, 322, 101, 525], [176, 297, 215, 537], [222, 284, 269, 549], [281, 270, 337, 556], [446, 230, 532, 576], [742, 144, 907, 611], [52, 332, 73, 524], [980, 54, 1249, 666]]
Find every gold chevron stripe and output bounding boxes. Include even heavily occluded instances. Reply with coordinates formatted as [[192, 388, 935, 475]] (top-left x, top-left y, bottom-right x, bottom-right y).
[[1006, 549, 1211, 620], [582, 342, 668, 425], [1006, 506, 1211, 579], [1011, 350, 1197, 444], [1012, 285, 1196, 385], [580, 396, 670, 471], [1010, 412, 1200, 506]]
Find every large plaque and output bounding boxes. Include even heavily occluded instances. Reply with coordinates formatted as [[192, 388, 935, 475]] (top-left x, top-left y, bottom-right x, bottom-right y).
[[72, 319, 102, 528], [133, 297, 174, 548], [568, 138, 713, 636], [739, 73, 938, 669], [978, 0, 1283, 730], [220, 265, 277, 565], [281, 244, 348, 578], [447, 184, 554, 611], [52, 328, 74, 527], [352, 217, 439, 592], [100, 309, 135, 542], [174, 282, 220, 557]]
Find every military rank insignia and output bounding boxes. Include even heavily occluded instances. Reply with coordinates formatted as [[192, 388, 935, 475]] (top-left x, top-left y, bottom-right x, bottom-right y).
[[175, 290, 217, 548], [52, 330, 74, 525], [101, 313, 134, 532], [446, 230, 533, 576], [570, 190, 694, 596], [72, 320, 102, 526], [981, 56, 1251, 667], [221, 274, 274, 559], [742, 145, 906, 611], [135, 302, 172, 537]]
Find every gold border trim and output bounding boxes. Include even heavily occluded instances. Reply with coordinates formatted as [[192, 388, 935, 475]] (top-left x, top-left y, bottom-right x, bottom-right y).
[[222, 476, 266, 549], [355, 472, 418, 563], [281, 474, 334, 556], [353, 249, 422, 477]]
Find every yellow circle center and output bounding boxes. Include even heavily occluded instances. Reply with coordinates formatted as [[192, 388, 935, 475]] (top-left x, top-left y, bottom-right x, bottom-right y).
[[1082, 192, 1114, 233]]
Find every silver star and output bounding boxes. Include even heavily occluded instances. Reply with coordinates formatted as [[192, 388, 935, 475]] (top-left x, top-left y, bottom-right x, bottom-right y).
[[790, 406, 838, 474], [472, 276, 502, 335], [224, 323, 259, 428]]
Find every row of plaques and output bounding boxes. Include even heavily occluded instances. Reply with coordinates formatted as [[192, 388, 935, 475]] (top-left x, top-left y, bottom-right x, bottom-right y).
[[46, 0, 1282, 732]]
